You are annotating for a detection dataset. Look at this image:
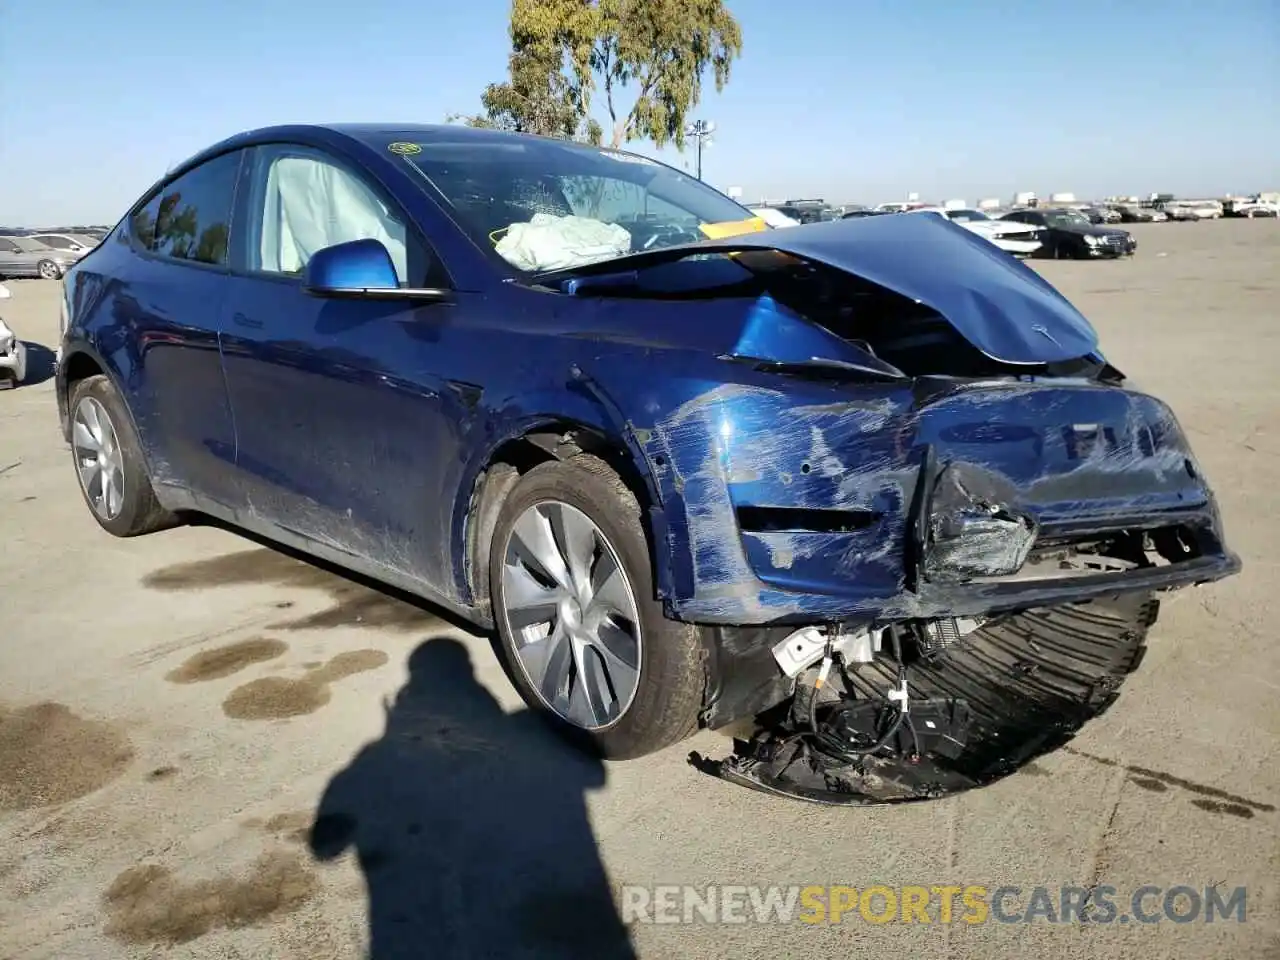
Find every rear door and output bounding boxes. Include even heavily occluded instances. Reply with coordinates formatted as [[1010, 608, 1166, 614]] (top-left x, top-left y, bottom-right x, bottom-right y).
[[112, 150, 246, 511], [218, 142, 460, 594]]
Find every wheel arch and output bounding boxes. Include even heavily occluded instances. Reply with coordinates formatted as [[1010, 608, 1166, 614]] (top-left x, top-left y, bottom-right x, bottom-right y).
[[59, 344, 114, 439], [58, 341, 165, 476], [458, 413, 668, 624]]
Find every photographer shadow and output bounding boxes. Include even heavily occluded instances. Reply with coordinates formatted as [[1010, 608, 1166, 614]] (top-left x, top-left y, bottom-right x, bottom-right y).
[[310, 636, 635, 960]]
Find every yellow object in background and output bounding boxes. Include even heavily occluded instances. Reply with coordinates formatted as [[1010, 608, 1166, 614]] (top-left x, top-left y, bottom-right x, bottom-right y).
[[698, 217, 768, 239]]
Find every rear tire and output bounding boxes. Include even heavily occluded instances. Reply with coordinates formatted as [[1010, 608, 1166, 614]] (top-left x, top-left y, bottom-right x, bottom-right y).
[[489, 454, 705, 760], [68, 375, 177, 537], [37, 260, 61, 280]]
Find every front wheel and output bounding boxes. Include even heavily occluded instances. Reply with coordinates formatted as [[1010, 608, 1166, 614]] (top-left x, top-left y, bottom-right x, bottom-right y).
[[489, 455, 705, 759], [68, 375, 177, 536]]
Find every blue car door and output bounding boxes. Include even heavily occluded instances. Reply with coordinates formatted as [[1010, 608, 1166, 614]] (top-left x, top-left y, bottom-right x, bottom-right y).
[[105, 149, 246, 513], [217, 143, 464, 598]]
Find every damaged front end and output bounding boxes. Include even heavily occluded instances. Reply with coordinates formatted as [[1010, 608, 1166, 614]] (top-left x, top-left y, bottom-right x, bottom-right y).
[[545, 214, 1240, 803]]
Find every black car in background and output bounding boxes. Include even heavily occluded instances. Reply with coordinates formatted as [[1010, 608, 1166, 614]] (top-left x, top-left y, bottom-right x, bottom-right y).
[[1081, 205, 1122, 225], [773, 202, 836, 224], [1000, 208, 1136, 259]]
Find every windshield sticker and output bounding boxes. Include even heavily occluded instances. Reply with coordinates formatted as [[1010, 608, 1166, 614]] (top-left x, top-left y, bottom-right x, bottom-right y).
[[699, 217, 769, 240], [387, 142, 422, 156]]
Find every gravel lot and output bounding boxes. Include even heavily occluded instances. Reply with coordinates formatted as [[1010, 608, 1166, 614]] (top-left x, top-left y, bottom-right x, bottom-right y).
[[2, 219, 1277, 959]]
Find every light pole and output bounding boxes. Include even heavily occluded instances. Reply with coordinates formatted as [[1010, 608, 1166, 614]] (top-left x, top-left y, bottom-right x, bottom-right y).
[[685, 119, 715, 181]]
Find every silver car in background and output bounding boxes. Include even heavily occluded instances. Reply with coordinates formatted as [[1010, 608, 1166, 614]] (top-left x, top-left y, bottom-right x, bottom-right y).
[[28, 233, 101, 256], [0, 236, 78, 279]]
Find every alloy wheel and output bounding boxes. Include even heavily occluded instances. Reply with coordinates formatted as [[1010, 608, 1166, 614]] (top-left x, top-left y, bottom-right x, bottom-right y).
[[499, 500, 642, 730], [72, 396, 125, 520], [38, 260, 60, 280]]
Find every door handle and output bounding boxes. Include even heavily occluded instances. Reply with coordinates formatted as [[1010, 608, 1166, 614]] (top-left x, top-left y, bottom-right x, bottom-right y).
[[232, 312, 263, 329]]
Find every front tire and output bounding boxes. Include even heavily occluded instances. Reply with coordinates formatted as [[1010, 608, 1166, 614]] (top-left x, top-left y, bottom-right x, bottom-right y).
[[68, 375, 176, 537], [489, 455, 704, 759]]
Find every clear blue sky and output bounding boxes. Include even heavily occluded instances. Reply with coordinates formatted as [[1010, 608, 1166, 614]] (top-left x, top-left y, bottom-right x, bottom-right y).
[[2, 0, 1276, 225]]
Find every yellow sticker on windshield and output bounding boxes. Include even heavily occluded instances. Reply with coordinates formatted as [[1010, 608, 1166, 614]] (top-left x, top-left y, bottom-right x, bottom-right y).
[[699, 217, 769, 239], [387, 141, 422, 156]]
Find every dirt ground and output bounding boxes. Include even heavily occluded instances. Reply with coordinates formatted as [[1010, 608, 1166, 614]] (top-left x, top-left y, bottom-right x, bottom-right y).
[[1, 219, 1277, 959]]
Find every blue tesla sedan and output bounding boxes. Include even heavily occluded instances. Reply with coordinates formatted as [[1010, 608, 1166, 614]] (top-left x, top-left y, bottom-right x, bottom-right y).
[[56, 124, 1238, 797]]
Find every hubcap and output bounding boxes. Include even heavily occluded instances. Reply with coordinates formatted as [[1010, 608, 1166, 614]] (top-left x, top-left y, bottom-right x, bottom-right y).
[[39, 261, 58, 279], [72, 397, 125, 520], [499, 501, 642, 730]]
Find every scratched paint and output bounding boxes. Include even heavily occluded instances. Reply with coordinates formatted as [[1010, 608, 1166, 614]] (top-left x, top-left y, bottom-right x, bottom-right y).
[[634, 372, 1231, 625]]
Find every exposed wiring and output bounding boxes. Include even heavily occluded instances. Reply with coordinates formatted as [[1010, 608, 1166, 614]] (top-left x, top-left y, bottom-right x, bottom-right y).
[[807, 636, 835, 738], [804, 625, 913, 765]]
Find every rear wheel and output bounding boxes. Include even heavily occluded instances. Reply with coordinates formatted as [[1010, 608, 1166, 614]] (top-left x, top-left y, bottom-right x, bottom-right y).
[[37, 260, 61, 280], [489, 455, 704, 759], [69, 375, 176, 536]]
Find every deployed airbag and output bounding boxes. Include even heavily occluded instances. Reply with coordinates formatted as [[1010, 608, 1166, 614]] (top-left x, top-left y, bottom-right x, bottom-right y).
[[496, 213, 632, 272]]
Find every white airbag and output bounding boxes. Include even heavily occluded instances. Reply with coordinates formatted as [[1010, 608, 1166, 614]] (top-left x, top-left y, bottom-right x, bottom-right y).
[[495, 213, 631, 272]]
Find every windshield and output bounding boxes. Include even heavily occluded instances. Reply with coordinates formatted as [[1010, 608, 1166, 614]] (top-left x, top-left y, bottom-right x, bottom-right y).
[[11, 237, 54, 252], [1043, 210, 1090, 227], [398, 137, 754, 273], [946, 209, 989, 222]]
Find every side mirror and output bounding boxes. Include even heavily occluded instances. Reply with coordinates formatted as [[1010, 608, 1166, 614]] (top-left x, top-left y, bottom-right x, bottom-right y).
[[302, 238, 451, 303]]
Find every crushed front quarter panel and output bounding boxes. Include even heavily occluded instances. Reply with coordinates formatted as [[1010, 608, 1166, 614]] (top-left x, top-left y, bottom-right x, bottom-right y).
[[631, 374, 1238, 625]]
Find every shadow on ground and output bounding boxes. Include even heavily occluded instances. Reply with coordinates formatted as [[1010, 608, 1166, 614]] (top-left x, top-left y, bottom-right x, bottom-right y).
[[310, 636, 635, 960], [17, 341, 56, 387]]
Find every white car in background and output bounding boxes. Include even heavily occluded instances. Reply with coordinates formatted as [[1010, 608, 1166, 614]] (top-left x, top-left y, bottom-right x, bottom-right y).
[[747, 206, 801, 228], [874, 201, 926, 213], [1233, 200, 1279, 218], [909, 206, 1045, 256]]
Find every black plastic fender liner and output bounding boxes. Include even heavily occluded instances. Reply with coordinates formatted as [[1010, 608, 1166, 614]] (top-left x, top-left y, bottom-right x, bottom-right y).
[[690, 591, 1159, 805]]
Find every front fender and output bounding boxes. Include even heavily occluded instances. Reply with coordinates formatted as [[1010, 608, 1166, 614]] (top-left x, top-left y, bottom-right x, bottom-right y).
[[447, 373, 672, 608]]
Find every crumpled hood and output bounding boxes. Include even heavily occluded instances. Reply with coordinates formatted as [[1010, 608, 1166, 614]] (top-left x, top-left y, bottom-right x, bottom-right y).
[[547, 213, 1100, 366], [709, 214, 1099, 365]]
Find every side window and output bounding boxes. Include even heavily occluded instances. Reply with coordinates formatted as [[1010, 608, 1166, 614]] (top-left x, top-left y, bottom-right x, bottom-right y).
[[248, 146, 412, 284], [149, 151, 241, 265], [0, 239, 18, 254]]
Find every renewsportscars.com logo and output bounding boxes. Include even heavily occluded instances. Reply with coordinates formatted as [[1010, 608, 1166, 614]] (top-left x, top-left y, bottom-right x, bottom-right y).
[[621, 884, 1248, 926]]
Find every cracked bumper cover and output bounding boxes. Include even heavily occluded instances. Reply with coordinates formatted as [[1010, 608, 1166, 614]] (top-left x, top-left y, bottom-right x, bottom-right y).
[[640, 377, 1238, 629]]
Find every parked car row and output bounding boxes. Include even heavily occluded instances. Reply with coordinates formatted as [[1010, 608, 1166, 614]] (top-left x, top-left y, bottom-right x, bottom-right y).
[[0, 226, 107, 280], [799, 203, 1137, 261]]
